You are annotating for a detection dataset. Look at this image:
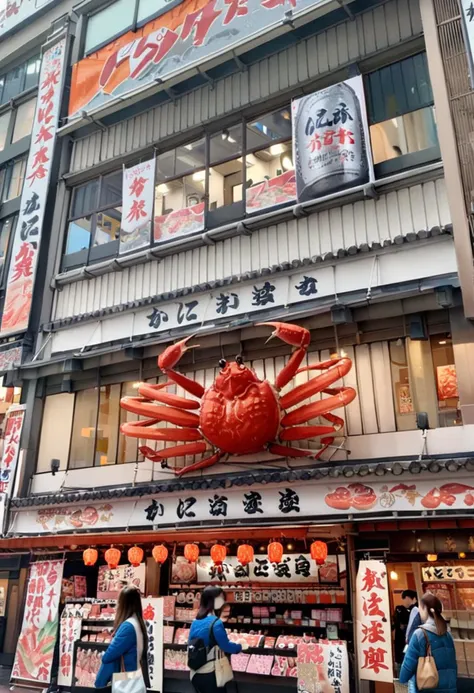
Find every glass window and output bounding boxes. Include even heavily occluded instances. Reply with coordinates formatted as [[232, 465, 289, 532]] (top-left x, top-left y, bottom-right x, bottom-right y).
[[2, 157, 26, 201], [246, 107, 292, 151], [36, 393, 74, 473], [210, 125, 242, 164], [138, 0, 173, 23], [11, 97, 36, 143], [370, 107, 438, 165], [388, 339, 416, 431], [209, 158, 242, 209], [117, 382, 139, 464], [175, 138, 206, 176], [100, 171, 122, 207], [66, 217, 93, 255], [245, 141, 294, 212], [0, 216, 15, 285], [155, 174, 204, 215], [94, 207, 122, 246], [95, 385, 121, 466], [430, 334, 462, 428], [24, 56, 41, 92], [85, 0, 135, 54], [71, 179, 99, 218], [1, 64, 25, 105], [0, 76, 4, 103], [69, 388, 99, 469], [0, 112, 10, 151]]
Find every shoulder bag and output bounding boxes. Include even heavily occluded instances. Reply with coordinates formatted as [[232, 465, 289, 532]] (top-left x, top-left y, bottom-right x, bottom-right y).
[[416, 629, 439, 690], [211, 620, 234, 687], [112, 621, 147, 693]]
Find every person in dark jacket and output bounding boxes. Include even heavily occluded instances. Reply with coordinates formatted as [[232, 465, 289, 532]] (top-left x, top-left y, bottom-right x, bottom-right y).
[[188, 586, 244, 693], [393, 590, 418, 665], [400, 592, 457, 693], [95, 585, 151, 689]]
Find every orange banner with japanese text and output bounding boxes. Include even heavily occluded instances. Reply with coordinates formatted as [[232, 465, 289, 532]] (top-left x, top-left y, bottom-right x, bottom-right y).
[[356, 560, 393, 684]]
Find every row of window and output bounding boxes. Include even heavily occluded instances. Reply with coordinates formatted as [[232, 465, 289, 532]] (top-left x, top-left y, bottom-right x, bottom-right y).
[[0, 55, 41, 106], [0, 156, 27, 203], [0, 97, 37, 153], [84, 0, 179, 54], [35, 333, 460, 472], [63, 53, 440, 271]]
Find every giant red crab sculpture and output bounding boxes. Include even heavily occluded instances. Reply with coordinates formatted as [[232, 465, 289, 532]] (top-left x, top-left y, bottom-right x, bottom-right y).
[[120, 322, 357, 476]]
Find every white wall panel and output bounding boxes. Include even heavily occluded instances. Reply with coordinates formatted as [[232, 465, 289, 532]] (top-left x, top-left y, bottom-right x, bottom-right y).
[[370, 341, 396, 433], [355, 343, 378, 434]]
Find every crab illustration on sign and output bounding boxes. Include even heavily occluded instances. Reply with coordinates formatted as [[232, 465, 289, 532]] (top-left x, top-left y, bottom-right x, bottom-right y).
[[120, 322, 357, 476], [36, 505, 114, 531]]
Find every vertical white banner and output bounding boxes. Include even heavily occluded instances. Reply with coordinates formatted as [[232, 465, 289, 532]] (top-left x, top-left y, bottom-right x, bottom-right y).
[[120, 158, 156, 254], [1, 38, 67, 336], [461, 0, 474, 86], [292, 75, 374, 204], [0, 405, 26, 498], [356, 560, 393, 684], [142, 597, 164, 693], [58, 617, 82, 686]]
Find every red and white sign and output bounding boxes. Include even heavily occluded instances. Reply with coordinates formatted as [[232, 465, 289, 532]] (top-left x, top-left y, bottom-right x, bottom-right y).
[[297, 641, 349, 693], [120, 159, 156, 254], [0, 405, 26, 497], [58, 617, 82, 687], [355, 560, 393, 684], [246, 170, 296, 213], [1, 38, 66, 336], [12, 559, 64, 684], [142, 597, 164, 692], [154, 202, 205, 243], [97, 563, 146, 599], [0, 0, 56, 37]]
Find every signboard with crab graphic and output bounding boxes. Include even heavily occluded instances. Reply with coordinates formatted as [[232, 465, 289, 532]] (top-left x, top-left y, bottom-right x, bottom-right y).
[[36, 504, 114, 531], [142, 598, 164, 692], [12, 559, 64, 685]]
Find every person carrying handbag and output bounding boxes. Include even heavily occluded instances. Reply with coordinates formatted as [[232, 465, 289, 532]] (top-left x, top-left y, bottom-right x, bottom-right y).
[[399, 593, 457, 693], [188, 586, 245, 693], [95, 585, 151, 692]]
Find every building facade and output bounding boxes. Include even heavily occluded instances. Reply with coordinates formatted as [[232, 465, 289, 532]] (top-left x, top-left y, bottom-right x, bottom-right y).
[[2, 0, 474, 691]]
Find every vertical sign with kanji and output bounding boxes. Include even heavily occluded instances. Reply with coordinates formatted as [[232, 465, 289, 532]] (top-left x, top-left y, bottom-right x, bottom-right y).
[[120, 158, 156, 254], [461, 0, 474, 87], [0, 405, 25, 499], [142, 597, 164, 693], [12, 559, 64, 685], [355, 560, 393, 684], [58, 617, 82, 686], [1, 38, 66, 337]]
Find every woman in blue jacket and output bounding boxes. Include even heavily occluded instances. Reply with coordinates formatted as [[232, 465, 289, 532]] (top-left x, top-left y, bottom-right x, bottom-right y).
[[95, 585, 150, 689], [400, 592, 457, 693], [189, 586, 243, 693]]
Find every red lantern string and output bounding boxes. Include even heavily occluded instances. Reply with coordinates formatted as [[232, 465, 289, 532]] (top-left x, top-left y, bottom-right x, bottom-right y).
[[83, 548, 98, 566], [128, 546, 144, 567], [237, 544, 254, 567], [105, 547, 121, 570], [152, 545, 169, 565], [310, 541, 328, 566], [268, 541, 284, 564], [184, 544, 200, 563]]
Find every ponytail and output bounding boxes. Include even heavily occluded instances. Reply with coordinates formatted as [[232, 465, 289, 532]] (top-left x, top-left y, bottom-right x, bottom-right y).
[[420, 592, 447, 636]]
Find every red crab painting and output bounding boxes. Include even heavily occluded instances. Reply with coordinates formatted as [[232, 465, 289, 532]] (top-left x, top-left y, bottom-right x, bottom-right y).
[[120, 322, 357, 476]]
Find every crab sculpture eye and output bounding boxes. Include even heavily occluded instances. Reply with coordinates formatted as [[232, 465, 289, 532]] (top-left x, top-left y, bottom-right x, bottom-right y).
[[219, 359, 227, 368], [236, 355, 244, 366]]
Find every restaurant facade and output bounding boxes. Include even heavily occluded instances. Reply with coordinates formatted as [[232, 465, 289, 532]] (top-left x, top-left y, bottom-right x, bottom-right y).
[[1, 0, 474, 692]]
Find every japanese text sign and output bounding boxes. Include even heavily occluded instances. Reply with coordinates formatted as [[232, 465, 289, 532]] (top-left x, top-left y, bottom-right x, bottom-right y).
[[142, 597, 164, 693], [0, 0, 56, 37], [355, 560, 393, 684], [58, 618, 82, 687], [12, 559, 64, 685], [1, 38, 66, 337], [292, 76, 374, 204], [461, 0, 474, 87], [97, 563, 146, 599], [196, 553, 324, 584], [297, 641, 349, 693], [421, 565, 474, 582], [0, 405, 26, 499], [69, 0, 337, 119], [120, 159, 156, 254]]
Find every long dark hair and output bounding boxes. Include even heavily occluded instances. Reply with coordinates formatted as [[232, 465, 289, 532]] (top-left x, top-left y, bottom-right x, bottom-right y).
[[114, 585, 148, 651], [197, 586, 225, 620], [421, 592, 448, 636]]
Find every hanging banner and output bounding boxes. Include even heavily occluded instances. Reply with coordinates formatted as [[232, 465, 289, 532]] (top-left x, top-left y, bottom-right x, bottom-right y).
[[0, 0, 56, 37], [246, 170, 296, 214], [461, 0, 474, 87], [12, 559, 64, 685], [355, 560, 393, 684], [1, 37, 66, 337], [0, 405, 26, 497], [142, 597, 164, 693], [58, 617, 82, 687], [68, 0, 341, 120], [194, 554, 327, 584], [120, 159, 156, 254], [292, 75, 374, 204]]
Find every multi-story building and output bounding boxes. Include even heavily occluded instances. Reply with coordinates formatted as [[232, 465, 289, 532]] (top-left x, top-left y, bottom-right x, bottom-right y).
[[1, 0, 474, 691]]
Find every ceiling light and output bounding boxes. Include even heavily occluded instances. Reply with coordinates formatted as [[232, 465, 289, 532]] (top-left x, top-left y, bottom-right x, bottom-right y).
[[228, 135, 236, 144], [132, 382, 141, 390], [281, 155, 293, 171], [156, 183, 169, 194], [270, 143, 284, 155], [222, 130, 229, 140], [459, 552, 466, 559], [439, 340, 447, 345], [426, 554, 438, 562], [184, 143, 193, 150], [390, 570, 399, 581], [193, 171, 205, 182]]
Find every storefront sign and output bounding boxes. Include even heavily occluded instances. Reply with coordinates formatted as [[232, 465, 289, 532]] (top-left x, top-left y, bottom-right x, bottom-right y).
[[297, 641, 349, 693], [421, 564, 474, 582], [12, 559, 64, 684], [154, 203, 205, 243], [69, 0, 339, 119], [12, 476, 474, 535], [0, 345, 22, 372], [0, 405, 26, 497], [246, 171, 296, 214], [1, 38, 66, 337], [0, 0, 56, 36], [355, 560, 393, 684], [58, 617, 82, 687], [120, 159, 156, 254], [195, 554, 326, 584], [142, 598, 164, 693], [97, 563, 146, 598], [292, 76, 374, 204]]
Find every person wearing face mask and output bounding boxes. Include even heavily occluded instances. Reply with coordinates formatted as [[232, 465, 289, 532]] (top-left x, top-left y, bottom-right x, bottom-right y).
[[399, 592, 457, 693], [188, 586, 243, 693]]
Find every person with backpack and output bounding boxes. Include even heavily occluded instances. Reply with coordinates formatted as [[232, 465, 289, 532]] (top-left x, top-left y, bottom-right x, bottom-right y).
[[188, 586, 244, 693], [399, 593, 457, 693]]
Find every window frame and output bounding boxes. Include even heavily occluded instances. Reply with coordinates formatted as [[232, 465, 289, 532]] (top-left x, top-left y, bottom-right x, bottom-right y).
[[0, 52, 41, 107], [0, 155, 27, 203]]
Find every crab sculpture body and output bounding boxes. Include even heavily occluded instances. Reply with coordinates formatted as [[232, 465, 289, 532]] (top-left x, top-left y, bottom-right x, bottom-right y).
[[120, 322, 357, 476]]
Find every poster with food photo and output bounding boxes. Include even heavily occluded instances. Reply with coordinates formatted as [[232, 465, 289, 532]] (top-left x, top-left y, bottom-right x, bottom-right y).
[[97, 563, 146, 599], [436, 364, 459, 401], [171, 556, 197, 584], [154, 203, 204, 243], [246, 170, 296, 213]]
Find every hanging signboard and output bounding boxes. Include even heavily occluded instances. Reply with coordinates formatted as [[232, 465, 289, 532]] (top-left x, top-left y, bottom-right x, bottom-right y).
[[0, 345, 22, 373], [0, 0, 56, 37], [292, 75, 374, 204], [0, 405, 26, 497], [58, 617, 82, 687], [355, 560, 393, 684], [142, 597, 164, 693], [68, 0, 342, 120], [12, 559, 64, 685], [97, 563, 146, 599], [1, 37, 66, 337], [422, 564, 474, 582], [120, 159, 156, 254], [194, 554, 326, 584]]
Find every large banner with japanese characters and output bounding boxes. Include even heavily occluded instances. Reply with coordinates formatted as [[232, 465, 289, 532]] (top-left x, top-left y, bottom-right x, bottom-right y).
[[120, 159, 156, 254], [0, 37, 66, 337], [292, 76, 374, 204], [12, 559, 64, 685], [142, 598, 164, 693], [461, 0, 474, 87], [0, 405, 26, 498], [355, 560, 393, 684]]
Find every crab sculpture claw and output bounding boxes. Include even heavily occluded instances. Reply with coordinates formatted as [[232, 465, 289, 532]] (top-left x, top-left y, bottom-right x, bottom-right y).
[[158, 335, 199, 370], [258, 322, 311, 389]]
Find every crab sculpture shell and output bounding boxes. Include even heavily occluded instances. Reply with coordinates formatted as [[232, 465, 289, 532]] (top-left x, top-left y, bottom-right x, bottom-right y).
[[120, 322, 357, 476]]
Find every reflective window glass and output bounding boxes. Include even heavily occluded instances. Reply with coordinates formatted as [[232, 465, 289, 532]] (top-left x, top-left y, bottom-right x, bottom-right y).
[[71, 179, 99, 218], [100, 171, 122, 207], [370, 106, 438, 165], [1, 64, 25, 104], [138, 0, 175, 22], [210, 125, 243, 164], [66, 218, 93, 255], [69, 388, 99, 469], [209, 158, 242, 209], [95, 385, 121, 466], [24, 56, 41, 92], [175, 138, 206, 175], [246, 107, 292, 151], [85, 0, 135, 53], [0, 112, 10, 151], [94, 207, 122, 246], [12, 97, 36, 143]]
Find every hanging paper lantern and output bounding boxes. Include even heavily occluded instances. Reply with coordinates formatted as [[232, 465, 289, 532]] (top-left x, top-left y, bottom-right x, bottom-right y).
[[152, 545, 169, 565], [128, 546, 144, 567], [268, 541, 284, 564], [237, 544, 254, 567], [310, 541, 328, 566], [211, 544, 227, 566], [83, 548, 98, 567], [105, 547, 121, 570], [184, 544, 200, 563]]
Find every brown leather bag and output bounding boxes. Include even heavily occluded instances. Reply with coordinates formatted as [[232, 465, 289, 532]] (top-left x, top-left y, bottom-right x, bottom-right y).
[[416, 629, 439, 690]]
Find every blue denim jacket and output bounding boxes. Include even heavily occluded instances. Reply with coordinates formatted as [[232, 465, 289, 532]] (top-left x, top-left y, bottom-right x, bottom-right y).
[[400, 626, 457, 693], [95, 621, 150, 689]]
